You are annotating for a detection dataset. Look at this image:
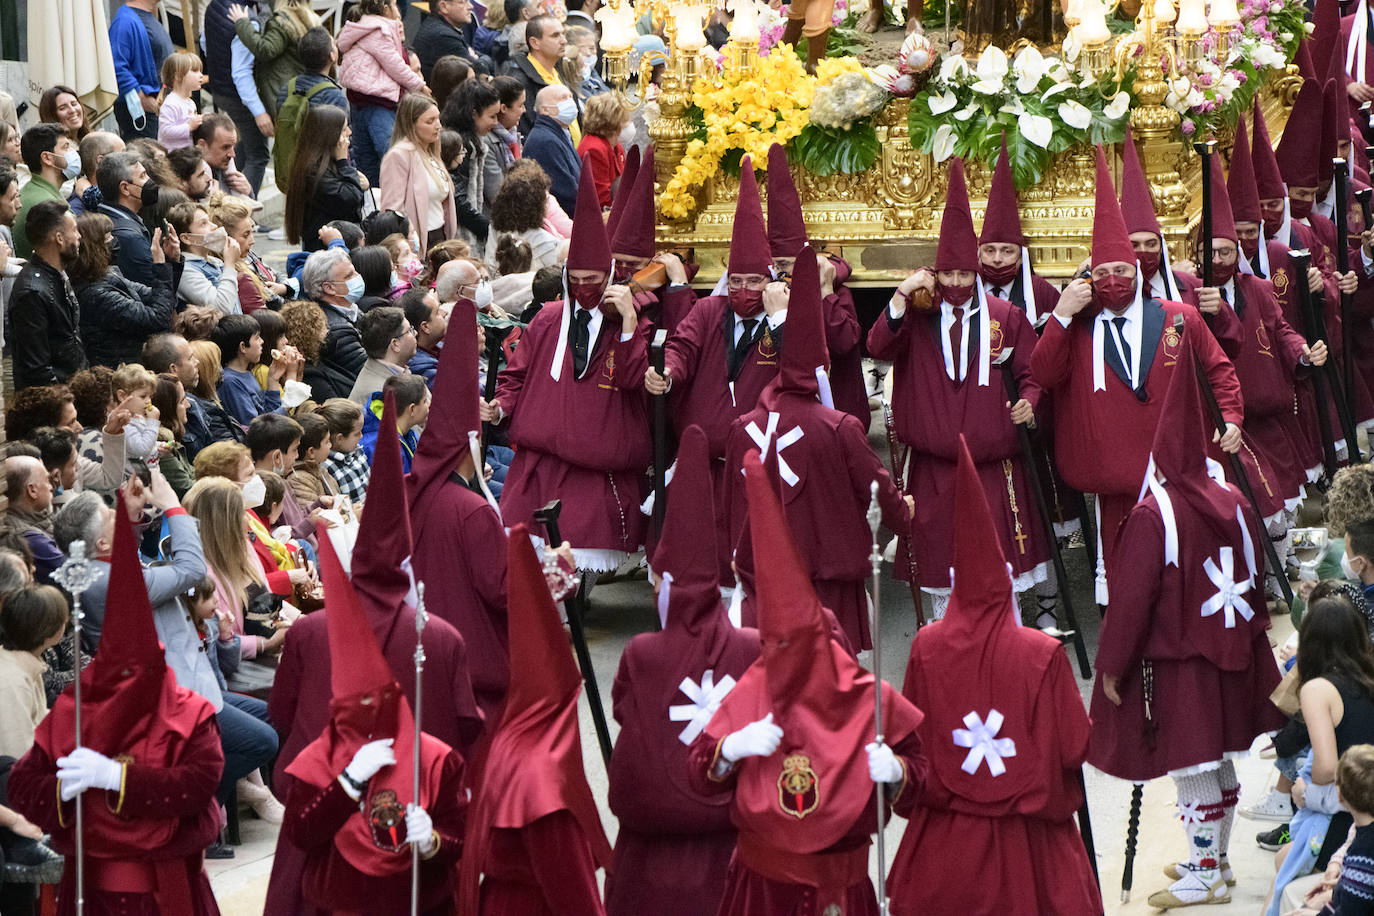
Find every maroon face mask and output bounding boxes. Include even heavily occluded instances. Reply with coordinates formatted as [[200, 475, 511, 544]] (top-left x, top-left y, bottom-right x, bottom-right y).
[[981, 261, 1019, 287], [569, 279, 605, 311], [728, 288, 764, 318], [1261, 207, 1285, 237], [1092, 274, 1136, 312], [1288, 197, 1314, 220], [1238, 236, 1260, 259], [936, 282, 974, 307], [1212, 260, 1238, 286], [1134, 249, 1161, 280]]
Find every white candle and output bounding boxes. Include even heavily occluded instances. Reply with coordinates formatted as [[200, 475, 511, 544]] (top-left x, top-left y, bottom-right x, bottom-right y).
[[1176, 0, 1207, 34], [1154, 0, 1176, 23], [729, 0, 761, 42], [1076, 0, 1110, 43], [1208, 0, 1240, 27], [674, 5, 708, 50], [596, 1, 639, 52]]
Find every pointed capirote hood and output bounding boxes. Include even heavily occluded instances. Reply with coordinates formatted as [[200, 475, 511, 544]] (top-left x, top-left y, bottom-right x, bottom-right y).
[[1276, 80, 1324, 189], [729, 156, 772, 276], [604, 142, 641, 242], [1296, 36, 1318, 82], [980, 135, 1025, 246], [1314, 0, 1342, 79], [407, 297, 497, 514], [88, 494, 164, 683], [1321, 78, 1341, 186], [760, 244, 831, 409], [936, 158, 979, 272], [1228, 116, 1263, 225], [610, 144, 657, 260], [1208, 153, 1239, 243], [650, 424, 726, 632], [943, 434, 1016, 635], [766, 142, 808, 260], [458, 525, 611, 912], [1328, 38, 1352, 154], [1120, 129, 1162, 237], [1252, 96, 1287, 200], [351, 389, 412, 625], [1092, 144, 1136, 268], [567, 157, 612, 273]]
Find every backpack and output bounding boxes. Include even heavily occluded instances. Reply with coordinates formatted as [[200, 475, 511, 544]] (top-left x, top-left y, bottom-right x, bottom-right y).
[[273, 76, 333, 193]]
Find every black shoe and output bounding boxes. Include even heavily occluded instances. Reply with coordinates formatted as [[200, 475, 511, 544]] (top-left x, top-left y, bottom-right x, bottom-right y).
[[205, 840, 235, 860], [1257, 822, 1291, 851], [2, 839, 64, 884]]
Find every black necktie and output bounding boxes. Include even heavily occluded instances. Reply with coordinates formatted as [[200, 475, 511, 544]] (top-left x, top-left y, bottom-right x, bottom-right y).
[[1220, 286, 1229, 303], [572, 308, 593, 377], [1113, 315, 1132, 385], [993, 286, 1004, 299], [733, 318, 759, 375]]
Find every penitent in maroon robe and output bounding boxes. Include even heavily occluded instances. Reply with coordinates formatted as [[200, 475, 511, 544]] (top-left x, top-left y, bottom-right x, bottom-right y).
[[867, 291, 1050, 592], [605, 425, 761, 916], [822, 256, 871, 431], [889, 436, 1100, 916]]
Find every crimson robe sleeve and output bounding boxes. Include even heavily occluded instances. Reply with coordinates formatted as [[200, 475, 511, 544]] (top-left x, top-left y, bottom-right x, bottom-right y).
[[1040, 649, 1092, 821], [522, 810, 607, 916], [1203, 302, 1244, 360], [1029, 314, 1075, 392], [1185, 307, 1244, 426], [121, 720, 224, 819], [1030, 276, 1061, 321], [865, 304, 911, 363], [609, 322, 650, 390], [686, 731, 737, 797], [460, 501, 508, 633], [1007, 305, 1042, 410], [839, 416, 909, 536], [8, 744, 62, 835], [270, 624, 306, 746], [658, 285, 698, 334], [663, 296, 710, 385], [1095, 507, 1165, 680], [823, 289, 862, 357], [887, 730, 929, 821], [1265, 292, 1311, 376]]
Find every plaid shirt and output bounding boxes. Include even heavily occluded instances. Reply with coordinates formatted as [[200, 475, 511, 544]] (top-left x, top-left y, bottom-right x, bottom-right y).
[[324, 449, 371, 504]]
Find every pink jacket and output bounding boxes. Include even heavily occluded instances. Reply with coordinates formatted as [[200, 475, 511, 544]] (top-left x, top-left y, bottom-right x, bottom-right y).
[[337, 14, 425, 104], [380, 141, 458, 242]]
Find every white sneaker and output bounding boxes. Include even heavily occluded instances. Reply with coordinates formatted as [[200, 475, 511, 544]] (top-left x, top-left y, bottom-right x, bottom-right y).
[[1146, 865, 1229, 908], [1239, 788, 1293, 821], [268, 227, 286, 241]]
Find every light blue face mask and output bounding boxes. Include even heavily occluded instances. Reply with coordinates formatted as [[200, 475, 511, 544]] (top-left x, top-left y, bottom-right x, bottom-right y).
[[555, 98, 578, 126], [344, 274, 366, 303], [390, 271, 401, 290], [59, 148, 81, 180]]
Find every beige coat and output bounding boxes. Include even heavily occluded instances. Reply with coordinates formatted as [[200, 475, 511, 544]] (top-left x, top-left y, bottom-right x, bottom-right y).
[[379, 141, 457, 245]]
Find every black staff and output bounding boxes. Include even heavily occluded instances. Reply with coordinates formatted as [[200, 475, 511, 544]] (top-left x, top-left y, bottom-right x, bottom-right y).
[[650, 329, 668, 540], [481, 330, 502, 466], [1292, 250, 1353, 474], [1174, 314, 1295, 608], [1195, 140, 1217, 288], [1334, 158, 1361, 445], [994, 348, 1091, 678], [534, 500, 614, 766], [1121, 782, 1144, 902]]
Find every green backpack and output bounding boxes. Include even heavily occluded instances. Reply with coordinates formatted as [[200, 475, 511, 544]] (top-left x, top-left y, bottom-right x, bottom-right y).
[[273, 77, 333, 193]]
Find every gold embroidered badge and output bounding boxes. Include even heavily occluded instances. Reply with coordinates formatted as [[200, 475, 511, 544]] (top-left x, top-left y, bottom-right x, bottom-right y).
[[778, 753, 820, 819], [369, 789, 406, 852], [1273, 268, 1289, 295], [988, 318, 1004, 356], [1162, 324, 1182, 365], [758, 328, 777, 366]]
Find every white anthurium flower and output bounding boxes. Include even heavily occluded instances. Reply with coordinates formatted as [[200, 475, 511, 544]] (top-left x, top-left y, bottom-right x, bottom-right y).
[[1019, 112, 1054, 148], [1217, 71, 1240, 94], [1103, 91, 1131, 120], [929, 89, 959, 114], [1041, 81, 1074, 101], [932, 123, 958, 161], [1013, 46, 1049, 93], [1058, 99, 1093, 129], [955, 103, 979, 121], [1000, 96, 1027, 116], [939, 53, 970, 81], [1185, 88, 1206, 108], [971, 45, 1009, 93], [1168, 77, 1191, 96], [1062, 31, 1083, 62]]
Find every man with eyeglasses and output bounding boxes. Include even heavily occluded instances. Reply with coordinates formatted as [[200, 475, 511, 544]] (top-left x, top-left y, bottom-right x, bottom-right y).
[[348, 306, 417, 406], [645, 159, 788, 588], [1031, 147, 1243, 609]]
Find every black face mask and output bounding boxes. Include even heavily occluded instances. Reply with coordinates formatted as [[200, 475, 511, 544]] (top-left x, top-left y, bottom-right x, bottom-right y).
[[140, 178, 160, 210]]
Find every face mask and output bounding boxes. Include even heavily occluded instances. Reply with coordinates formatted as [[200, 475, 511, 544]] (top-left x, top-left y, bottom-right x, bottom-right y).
[[1288, 197, 1313, 220], [1239, 236, 1259, 259], [108, 236, 121, 262], [1092, 274, 1137, 312], [569, 278, 604, 310], [936, 282, 974, 307], [343, 274, 366, 303], [242, 474, 267, 508], [555, 98, 578, 126], [195, 226, 227, 255], [1262, 209, 1284, 237], [980, 261, 1018, 288], [390, 271, 401, 290], [1212, 259, 1238, 286], [140, 178, 160, 209], [728, 287, 764, 318], [56, 149, 81, 180], [1343, 550, 1363, 582], [581, 54, 596, 77], [474, 279, 493, 309], [618, 123, 636, 148], [1135, 249, 1161, 279], [400, 257, 423, 281]]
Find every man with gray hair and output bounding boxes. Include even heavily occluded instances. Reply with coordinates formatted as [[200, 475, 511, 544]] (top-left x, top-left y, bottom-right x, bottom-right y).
[[68, 131, 124, 216], [4, 455, 61, 583], [303, 247, 367, 399], [95, 149, 182, 289]]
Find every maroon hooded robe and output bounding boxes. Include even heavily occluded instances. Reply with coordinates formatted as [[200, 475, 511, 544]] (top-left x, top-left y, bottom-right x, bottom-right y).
[[868, 157, 1051, 593], [1088, 337, 1285, 781], [889, 437, 1100, 916], [609, 145, 698, 333], [605, 425, 761, 916]]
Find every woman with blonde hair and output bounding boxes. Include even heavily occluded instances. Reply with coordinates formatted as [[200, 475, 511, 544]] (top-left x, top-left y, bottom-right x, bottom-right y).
[[207, 193, 291, 312], [381, 93, 457, 251], [186, 339, 250, 444], [230, 0, 321, 117]]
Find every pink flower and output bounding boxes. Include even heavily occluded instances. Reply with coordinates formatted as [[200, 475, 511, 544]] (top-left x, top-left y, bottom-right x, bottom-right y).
[[1182, 118, 1197, 135]]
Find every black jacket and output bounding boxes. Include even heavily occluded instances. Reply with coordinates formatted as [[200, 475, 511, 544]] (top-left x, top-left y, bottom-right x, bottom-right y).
[[74, 264, 177, 368], [9, 258, 87, 389], [300, 160, 367, 253], [190, 392, 247, 446], [503, 53, 581, 139], [98, 202, 183, 293], [413, 14, 491, 82], [319, 300, 367, 393], [451, 134, 490, 240]]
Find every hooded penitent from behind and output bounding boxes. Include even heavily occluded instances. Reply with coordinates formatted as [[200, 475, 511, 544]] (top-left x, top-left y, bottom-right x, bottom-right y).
[[460, 526, 612, 915], [282, 525, 467, 913], [686, 448, 926, 916], [887, 436, 1101, 916], [10, 498, 223, 914], [605, 425, 761, 916]]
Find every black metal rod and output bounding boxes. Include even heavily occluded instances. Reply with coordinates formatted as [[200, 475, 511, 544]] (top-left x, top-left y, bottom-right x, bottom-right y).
[[1077, 769, 1100, 891], [1334, 158, 1360, 438], [650, 330, 668, 541], [1195, 140, 1216, 289], [1293, 250, 1356, 472], [1175, 315, 1296, 609], [998, 359, 1091, 678], [1121, 782, 1144, 902], [481, 333, 501, 467], [533, 500, 614, 767]]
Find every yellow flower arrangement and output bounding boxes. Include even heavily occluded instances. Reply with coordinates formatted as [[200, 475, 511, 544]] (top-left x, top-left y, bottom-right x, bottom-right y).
[[659, 45, 817, 221]]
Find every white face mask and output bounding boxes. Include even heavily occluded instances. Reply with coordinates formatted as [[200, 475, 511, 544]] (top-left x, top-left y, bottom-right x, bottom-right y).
[[242, 474, 267, 508], [1343, 551, 1364, 582], [189, 225, 228, 255], [474, 279, 493, 309], [618, 123, 636, 148], [555, 98, 578, 126]]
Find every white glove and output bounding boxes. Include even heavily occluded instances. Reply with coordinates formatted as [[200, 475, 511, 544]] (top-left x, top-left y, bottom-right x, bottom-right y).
[[344, 738, 396, 785], [56, 748, 124, 801], [866, 741, 903, 785], [405, 803, 436, 854], [721, 713, 783, 763]]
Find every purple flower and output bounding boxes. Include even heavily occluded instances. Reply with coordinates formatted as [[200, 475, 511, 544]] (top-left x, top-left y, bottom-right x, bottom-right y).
[[1182, 118, 1197, 135]]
